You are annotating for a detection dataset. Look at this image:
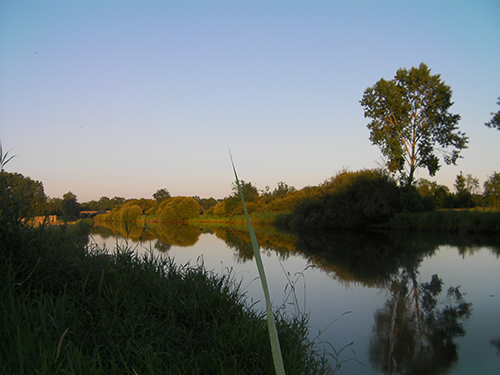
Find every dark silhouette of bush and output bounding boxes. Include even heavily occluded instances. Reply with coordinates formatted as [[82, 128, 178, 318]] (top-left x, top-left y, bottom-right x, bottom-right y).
[[290, 170, 429, 232]]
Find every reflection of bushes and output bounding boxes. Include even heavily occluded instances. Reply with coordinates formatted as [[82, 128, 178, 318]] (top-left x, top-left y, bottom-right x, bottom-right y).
[[157, 224, 201, 247], [295, 231, 436, 286], [212, 227, 298, 262], [92, 221, 151, 242], [290, 170, 429, 232]]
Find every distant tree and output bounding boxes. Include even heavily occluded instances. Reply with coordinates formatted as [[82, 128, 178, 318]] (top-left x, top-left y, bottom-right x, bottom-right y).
[[360, 63, 468, 185], [159, 197, 202, 222], [484, 172, 500, 207], [153, 188, 171, 203], [415, 178, 451, 209], [485, 97, 500, 130], [46, 197, 62, 215], [231, 180, 259, 202], [272, 181, 295, 198], [0, 172, 46, 224], [453, 172, 479, 208], [454, 172, 479, 195], [97, 196, 111, 210], [111, 196, 126, 210], [61, 191, 80, 221], [192, 196, 218, 211]]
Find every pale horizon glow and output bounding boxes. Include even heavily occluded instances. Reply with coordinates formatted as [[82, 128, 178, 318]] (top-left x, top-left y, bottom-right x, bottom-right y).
[[1, 1, 499, 202]]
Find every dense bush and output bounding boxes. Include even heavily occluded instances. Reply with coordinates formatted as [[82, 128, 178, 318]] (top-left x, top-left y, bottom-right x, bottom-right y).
[[159, 196, 202, 222], [290, 169, 430, 232]]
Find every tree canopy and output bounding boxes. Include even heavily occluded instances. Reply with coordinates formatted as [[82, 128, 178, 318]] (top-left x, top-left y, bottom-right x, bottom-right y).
[[360, 63, 468, 185], [485, 97, 500, 130], [153, 188, 171, 203]]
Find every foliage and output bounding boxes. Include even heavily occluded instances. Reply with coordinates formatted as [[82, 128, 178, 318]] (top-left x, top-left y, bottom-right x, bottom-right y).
[[192, 195, 219, 211], [483, 171, 500, 207], [158, 196, 202, 222], [360, 63, 468, 185], [153, 188, 171, 202], [115, 204, 143, 222], [0, 174, 329, 374], [415, 178, 450, 209], [290, 169, 427, 231], [60, 191, 81, 221], [0, 171, 46, 233], [485, 97, 500, 130], [380, 210, 500, 234], [0, 227, 329, 374], [232, 180, 259, 202]]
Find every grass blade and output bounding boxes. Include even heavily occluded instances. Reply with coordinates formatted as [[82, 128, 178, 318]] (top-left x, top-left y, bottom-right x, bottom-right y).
[[229, 150, 286, 375]]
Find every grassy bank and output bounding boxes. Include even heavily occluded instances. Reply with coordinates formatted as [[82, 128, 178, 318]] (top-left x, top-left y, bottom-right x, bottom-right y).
[[110, 212, 282, 228], [1, 222, 330, 374], [377, 209, 500, 234]]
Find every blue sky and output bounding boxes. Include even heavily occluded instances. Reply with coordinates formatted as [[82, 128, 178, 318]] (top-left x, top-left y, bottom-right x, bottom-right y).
[[1, 1, 499, 202]]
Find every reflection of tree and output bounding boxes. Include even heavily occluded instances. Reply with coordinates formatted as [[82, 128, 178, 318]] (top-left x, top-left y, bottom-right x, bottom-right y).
[[92, 221, 152, 243], [212, 227, 298, 263], [154, 240, 172, 253], [214, 227, 254, 262], [491, 338, 500, 356], [92, 222, 199, 247], [369, 272, 472, 374], [295, 231, 436, 286], [156, 224, 201, 247]]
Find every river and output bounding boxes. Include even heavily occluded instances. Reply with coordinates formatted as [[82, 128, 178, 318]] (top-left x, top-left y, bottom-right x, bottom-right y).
[[89, 223, 500, 374]]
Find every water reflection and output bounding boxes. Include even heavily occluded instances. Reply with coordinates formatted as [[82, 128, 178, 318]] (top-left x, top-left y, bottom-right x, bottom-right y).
[[369, 273, 472, 374], [93, 221, 202, 249], [90, 222, 499, 374]]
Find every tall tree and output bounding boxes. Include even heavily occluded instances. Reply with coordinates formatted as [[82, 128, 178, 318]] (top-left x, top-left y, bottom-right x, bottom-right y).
[[61, 191, 80, 221], [153, 188, 171, 203], [485, 97, 500, 130], [484, 172, 500, 207], [360, 63, 468, 185]]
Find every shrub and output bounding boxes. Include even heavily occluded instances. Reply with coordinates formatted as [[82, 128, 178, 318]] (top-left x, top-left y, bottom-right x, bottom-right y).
[[291, 169, 417, 231], [159, 196, 202, 222], [116, 204, 143, 222]]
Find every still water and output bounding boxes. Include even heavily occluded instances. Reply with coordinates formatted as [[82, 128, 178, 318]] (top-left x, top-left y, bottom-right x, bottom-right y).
[[89, 223, 500, 374]]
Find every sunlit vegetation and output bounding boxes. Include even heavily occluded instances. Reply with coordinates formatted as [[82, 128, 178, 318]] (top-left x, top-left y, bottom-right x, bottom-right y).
[[1, 173, 331, 374]]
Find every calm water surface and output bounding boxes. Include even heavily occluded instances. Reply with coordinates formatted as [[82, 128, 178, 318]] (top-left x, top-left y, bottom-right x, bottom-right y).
[[89, 224, 500, 374]]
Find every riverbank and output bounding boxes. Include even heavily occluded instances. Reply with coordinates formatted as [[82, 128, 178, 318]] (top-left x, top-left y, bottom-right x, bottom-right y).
[[1, 222, 330, 374], [96, 208, 500, 235], [377, 208, 500, 234]]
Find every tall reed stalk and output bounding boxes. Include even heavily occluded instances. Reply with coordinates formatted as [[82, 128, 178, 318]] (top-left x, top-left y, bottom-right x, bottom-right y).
[[230, 151, 286, 375]]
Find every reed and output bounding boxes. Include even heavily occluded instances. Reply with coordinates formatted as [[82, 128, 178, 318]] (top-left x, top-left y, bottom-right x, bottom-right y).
[[230, 151, 286, 375]]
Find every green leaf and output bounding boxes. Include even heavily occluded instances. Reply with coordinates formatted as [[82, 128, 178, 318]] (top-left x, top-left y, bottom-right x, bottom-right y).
[[229, 149, 286, 375]]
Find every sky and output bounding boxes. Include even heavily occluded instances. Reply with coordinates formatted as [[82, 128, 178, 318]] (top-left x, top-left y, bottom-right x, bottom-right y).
[[1, 1, 499, 202]]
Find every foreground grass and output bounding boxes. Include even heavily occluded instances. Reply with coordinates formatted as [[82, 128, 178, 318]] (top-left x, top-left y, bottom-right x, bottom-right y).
[[378, 209, 500, 234], [1, 223, 331, 374]]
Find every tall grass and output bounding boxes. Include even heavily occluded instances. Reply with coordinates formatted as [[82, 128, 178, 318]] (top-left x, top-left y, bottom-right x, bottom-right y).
[[230, 151, 286, 375], [1, 205, 330, 374]]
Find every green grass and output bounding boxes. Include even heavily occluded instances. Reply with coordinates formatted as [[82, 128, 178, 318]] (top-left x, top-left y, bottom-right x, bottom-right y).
[[1, 221, 331, 374]]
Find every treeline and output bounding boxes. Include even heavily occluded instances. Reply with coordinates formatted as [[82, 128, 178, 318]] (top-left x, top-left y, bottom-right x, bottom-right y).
[[2, 168, 499, 227]]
